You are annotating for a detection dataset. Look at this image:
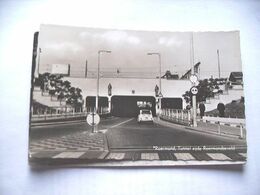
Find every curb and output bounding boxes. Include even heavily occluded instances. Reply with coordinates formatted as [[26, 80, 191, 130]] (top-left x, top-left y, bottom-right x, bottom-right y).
[[153, 118, 188, 130], [102, 133, 109, 152], [185, 127, 241, 140]]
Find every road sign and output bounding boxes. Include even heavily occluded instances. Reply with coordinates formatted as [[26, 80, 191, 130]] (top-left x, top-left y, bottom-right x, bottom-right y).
[[86, 113, 100, 126], [190, 86, 198, 95], [158, 92, 163, 98], [190, 74, 198, 84]]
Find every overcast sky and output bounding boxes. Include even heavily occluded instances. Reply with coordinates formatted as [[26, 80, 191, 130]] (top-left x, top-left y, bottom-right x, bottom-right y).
[[38, 24, 242, 79]]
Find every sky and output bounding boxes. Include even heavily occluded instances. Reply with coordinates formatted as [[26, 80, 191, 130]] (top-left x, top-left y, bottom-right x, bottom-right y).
[[37, 24, 242, 79]]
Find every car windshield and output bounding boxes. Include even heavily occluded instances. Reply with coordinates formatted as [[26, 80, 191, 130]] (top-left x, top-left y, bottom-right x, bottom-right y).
[[141, 110, 151, 114]]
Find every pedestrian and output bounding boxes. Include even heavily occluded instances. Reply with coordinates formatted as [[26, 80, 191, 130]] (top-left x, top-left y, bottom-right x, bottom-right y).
[[199, 102, 205, 118], [217, 102, 225, 117]]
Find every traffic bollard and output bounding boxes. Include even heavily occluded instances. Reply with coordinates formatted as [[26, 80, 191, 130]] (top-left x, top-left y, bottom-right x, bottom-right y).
[[217, 122, 221, 135], [240, 123, 244, 139]]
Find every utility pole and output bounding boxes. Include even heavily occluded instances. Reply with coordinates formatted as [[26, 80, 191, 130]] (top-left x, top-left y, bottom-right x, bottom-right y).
[[85, 60, 88, 78]]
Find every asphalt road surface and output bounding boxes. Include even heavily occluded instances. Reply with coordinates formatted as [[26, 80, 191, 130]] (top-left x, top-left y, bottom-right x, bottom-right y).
[[106, 117, 245, 150], [30, 117, 129, 141], [30, 117, 245, 150]]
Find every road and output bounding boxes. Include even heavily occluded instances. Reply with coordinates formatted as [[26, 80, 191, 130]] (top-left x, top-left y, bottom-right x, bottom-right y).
[[106, 117, 245, 149], [30, 117, 129, 141], [31, 116, 245, 149], [30, 117, 247, 163]]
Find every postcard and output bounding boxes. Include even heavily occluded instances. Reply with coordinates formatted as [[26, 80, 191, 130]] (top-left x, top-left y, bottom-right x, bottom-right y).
[[29, 24, 246, 166]]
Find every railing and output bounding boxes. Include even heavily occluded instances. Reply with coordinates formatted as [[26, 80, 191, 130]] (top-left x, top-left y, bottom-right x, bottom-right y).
[[160, 108, 191, 126], [31, 107, 110, 122], [202, 116, 246, 139]]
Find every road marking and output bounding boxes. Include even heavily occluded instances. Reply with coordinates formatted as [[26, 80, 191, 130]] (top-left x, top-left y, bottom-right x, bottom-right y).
[[98, 129, 108, 133], [31, 121, 87, 128], [106, 153, 125, 160], [31, 117, 121, 128], [141, 153, 160, 160], [109, 118, 134, 129], [174, 153, 195, 160], [52, 152, 85, 158], [207, 153, 231, 161]]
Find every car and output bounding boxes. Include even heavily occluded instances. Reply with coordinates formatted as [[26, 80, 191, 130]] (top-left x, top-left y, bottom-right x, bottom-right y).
[[137, 109, 153, 123]]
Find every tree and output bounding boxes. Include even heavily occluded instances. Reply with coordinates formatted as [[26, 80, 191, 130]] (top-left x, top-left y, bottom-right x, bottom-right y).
[[63, 80, 71, 90], [182, 77, 224, 106]]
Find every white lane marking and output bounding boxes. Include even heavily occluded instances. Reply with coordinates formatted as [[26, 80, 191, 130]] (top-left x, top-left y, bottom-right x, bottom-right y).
[[31, 121, 87, 128], [207, 153, 231, 161], [109, 118, 134, 129], [239, 153, 247, 158], [141, 153, 160, 160], [174, 153, 195, 160], [52, 152, 85, 158], [106, 153, 125, 160], [98, 129, 108, 133], [31, 117, 121, 128]]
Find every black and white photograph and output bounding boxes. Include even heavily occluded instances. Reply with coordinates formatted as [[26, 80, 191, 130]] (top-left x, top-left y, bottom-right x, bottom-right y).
[[29, 24, 247, 166]]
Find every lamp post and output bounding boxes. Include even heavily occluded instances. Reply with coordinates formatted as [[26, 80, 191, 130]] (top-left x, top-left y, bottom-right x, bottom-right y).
[[96, 50, 111, 114], [217, 49, 221, 78], [147, 52, 162, 113]]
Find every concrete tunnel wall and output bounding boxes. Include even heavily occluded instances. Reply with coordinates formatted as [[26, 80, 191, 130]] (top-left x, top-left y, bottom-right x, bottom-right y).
[[64, 77, 191, 109]]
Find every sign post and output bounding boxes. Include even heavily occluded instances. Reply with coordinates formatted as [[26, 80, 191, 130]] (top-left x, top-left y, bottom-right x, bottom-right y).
[[190, 74, 198, 127], [86, 113, 100, 133]]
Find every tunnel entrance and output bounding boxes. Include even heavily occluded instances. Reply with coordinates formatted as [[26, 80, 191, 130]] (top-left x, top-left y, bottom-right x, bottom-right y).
[[111, 96, 156, 117], [86, 96, 108, 110], [161, 98, 183, 109]]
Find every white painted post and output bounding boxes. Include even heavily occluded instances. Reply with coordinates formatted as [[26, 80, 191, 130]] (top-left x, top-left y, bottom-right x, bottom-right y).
[[188, 111, 191, 126], [44, 108, 47, 121], [240, 124, 244, 139], [218, 122, 221, 134], [181, 110, 184, 122]]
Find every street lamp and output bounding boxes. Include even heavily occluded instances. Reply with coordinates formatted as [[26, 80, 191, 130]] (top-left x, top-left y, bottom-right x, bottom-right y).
[[147, 52, 162, 112], [217, 49, 221, 78], [96, 50, 111, 114]]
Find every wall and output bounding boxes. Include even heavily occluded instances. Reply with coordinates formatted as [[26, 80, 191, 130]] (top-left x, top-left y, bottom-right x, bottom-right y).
[[65, 76, 190, 98]]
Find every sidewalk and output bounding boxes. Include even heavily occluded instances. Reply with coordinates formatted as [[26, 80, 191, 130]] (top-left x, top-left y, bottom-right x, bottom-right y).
[[192, 121, 246, 139], [155, 117, 246, 140], [29, 130, 109, 162]]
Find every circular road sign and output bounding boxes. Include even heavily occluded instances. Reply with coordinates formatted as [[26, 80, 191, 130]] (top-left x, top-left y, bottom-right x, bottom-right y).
[[86, 113, 100, 126], [190, 86, 198, 95], [190, 74, 198, 84]]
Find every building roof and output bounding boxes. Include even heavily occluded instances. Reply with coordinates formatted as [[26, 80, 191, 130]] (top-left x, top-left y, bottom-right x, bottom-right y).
[[229, 72, 243, 78], [180, 62, 201, 79]]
